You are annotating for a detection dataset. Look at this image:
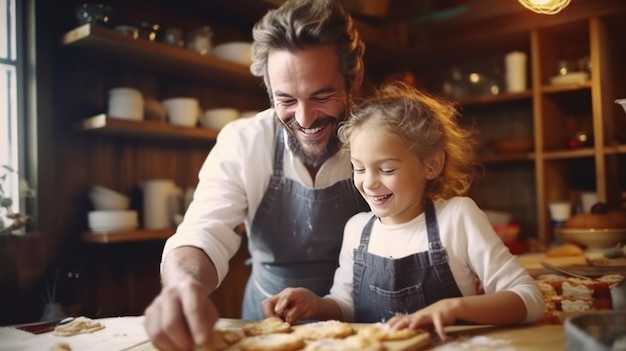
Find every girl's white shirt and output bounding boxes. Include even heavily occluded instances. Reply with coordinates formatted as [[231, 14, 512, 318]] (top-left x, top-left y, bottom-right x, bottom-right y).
[[327, 196, 545, 324]]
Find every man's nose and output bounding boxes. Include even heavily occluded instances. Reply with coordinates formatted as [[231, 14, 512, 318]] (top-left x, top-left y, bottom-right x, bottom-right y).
[[294, 102, 318, 128]]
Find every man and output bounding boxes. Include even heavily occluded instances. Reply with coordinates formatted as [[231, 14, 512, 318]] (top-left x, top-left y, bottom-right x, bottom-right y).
[[144, 0, 368, 349]]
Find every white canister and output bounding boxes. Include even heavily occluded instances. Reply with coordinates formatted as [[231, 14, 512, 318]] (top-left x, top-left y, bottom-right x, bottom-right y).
[[140, 179, 182, 230], [163, 97, 200, 127], [108, 87, 144, 121], [504, 51, 527, 93]]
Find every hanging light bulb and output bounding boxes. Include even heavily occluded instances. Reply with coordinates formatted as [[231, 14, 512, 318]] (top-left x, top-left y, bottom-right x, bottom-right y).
[[518, 0, 571, 15]]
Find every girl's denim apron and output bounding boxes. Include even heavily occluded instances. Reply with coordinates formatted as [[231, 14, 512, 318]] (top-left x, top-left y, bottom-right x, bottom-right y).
[[353, 199, 463, 322]]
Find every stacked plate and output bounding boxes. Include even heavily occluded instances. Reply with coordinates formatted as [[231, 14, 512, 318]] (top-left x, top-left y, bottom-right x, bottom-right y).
[[88, 210, 138, 233]]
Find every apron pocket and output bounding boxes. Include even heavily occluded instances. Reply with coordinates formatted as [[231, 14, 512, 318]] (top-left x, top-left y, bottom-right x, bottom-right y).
[[367, 283, 425, 318]]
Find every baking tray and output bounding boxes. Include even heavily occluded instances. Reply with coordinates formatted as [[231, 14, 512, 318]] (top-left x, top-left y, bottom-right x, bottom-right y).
[[528, 265, 626, 278]]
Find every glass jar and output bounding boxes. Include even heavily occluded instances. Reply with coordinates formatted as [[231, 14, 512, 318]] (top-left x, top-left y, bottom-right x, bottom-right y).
[[187, 26, 213, 56]]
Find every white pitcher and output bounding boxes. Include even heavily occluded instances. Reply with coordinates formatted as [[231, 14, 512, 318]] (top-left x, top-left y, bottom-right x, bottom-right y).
[[140, 179, 182, 229]]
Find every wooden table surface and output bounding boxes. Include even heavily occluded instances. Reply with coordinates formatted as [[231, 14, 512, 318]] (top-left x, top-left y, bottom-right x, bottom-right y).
[[0, 316, 566, 351], [121, 317, 567, 351]]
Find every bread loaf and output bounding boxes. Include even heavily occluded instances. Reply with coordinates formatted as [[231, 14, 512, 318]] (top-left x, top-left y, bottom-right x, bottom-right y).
[[564, 210, 626, 229], [546, 243, 584, 257]]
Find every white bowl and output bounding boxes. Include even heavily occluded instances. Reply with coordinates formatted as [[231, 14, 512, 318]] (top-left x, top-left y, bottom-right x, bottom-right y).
[[212, 42, 252, 66], [561, 228, 626, 250], [91, 185, 128, 201], [201, 108, 239, 130], [615, 99, 626, 116], [88, 210, 138, 232], [90, 185, 130, 210]]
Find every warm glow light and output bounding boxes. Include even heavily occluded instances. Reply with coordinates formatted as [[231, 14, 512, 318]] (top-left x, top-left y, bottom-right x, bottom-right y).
[[518, 0, 571, 15]]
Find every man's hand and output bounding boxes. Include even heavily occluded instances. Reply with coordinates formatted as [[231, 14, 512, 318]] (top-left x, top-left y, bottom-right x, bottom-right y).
[[144, 247, 220, 350]]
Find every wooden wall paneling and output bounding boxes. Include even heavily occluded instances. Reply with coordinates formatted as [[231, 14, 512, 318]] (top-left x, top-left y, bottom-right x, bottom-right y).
[[83, 244, 124, 317], [122, 241, 164, 316], [211, 237, 251, 318], [78, 241, 163, 318], [469, 162, 537, 236]]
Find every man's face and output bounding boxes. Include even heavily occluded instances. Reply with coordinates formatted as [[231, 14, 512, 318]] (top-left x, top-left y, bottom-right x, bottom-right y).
[[267, 45, 348, 168]]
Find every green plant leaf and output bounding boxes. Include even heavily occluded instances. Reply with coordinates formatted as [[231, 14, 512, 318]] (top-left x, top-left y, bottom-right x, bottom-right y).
[[1, 197, 13, 207], [1, 165, 14, 172]]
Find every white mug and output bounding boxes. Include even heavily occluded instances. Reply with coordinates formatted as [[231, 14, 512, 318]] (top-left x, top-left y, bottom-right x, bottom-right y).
[[162, 97, 200, 127], [548, 201, 572, 221]]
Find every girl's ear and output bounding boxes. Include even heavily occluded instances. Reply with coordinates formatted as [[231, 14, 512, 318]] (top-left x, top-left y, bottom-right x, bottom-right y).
[[426, 150, 445, 180]]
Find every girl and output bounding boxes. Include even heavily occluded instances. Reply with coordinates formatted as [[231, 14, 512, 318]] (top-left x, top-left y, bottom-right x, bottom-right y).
[[262, 81, 545, 340]]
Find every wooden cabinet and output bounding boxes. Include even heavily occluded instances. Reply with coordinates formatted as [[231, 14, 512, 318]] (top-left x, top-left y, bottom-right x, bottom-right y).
[[412, 9, 626, 246]]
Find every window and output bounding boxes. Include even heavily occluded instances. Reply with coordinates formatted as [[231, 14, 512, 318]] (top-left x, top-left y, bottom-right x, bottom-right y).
[[1, 0, 28, 225]]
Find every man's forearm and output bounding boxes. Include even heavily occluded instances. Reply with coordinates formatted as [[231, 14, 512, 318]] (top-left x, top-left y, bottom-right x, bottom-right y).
[[162, 246, 219, 293]]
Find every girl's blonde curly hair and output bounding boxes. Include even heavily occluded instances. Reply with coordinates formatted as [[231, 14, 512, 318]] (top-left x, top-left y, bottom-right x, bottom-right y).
[[338, 81, 480, 200]]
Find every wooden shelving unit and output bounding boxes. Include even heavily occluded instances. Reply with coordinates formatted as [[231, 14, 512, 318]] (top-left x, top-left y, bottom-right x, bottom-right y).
[[81, 228, 175, 243], [424, 12, 626, 245], [77, 114, 218, 144], [62, 24, 262, 90]]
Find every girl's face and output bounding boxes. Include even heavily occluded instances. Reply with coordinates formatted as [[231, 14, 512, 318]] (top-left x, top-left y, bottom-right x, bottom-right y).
[[350, 126, 431, 225]]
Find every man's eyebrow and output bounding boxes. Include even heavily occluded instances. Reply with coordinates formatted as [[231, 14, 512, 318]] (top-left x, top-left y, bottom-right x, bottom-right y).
[[273, 86, 339, 99], [273, 90, 292, 98]]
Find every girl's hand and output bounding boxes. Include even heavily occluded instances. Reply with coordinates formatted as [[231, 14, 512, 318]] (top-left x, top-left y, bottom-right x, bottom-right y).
[[261, 287, 320, 324], [386, 298, 461, 341]]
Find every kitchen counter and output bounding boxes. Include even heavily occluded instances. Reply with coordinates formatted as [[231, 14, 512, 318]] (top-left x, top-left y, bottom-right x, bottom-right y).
[[0, 316, 566, 351]]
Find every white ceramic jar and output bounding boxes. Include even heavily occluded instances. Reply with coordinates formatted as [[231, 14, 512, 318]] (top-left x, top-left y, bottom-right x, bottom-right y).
[[107, 87, 144, 120], [140, 179, 182, 230]]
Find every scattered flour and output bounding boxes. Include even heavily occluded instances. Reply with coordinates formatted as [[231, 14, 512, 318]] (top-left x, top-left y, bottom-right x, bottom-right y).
[[430, 335, 515, 351]]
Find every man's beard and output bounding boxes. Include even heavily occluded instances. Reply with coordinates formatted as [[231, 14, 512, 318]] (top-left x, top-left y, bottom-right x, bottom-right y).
[[279, 111, 345, 168]]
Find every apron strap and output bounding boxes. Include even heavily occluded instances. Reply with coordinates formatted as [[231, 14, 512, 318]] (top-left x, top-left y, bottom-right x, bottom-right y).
[[273, 122, 284, 177]]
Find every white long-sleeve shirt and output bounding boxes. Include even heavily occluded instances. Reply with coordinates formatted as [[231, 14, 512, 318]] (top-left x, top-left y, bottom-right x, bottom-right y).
[[327, 197, 545, 324], [161, 109, 355, 286]]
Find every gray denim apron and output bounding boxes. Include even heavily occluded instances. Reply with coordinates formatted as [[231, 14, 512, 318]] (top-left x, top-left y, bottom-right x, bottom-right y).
[[242, 124, 369, 319], [353, 199, 463, 322]]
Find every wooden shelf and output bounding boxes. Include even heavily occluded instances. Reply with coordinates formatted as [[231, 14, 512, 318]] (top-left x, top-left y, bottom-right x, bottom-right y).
[[81, 224, 247, 244], [542, 147, 595, 160], [77, 114, 218, 144], [603, 144, 626, 155], [458, 91, 533, 107], [61, 24, 263, 90], [479, 152, 535, 164], [540, 82, 592, 94], [81, 228, 174, 243]]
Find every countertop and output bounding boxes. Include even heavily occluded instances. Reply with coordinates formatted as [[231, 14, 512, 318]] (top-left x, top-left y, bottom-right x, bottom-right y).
[[0, 316, 566, 351]]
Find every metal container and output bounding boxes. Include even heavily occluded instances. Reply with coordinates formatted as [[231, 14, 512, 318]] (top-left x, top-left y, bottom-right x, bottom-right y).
[[564, 311, 626, 351]]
